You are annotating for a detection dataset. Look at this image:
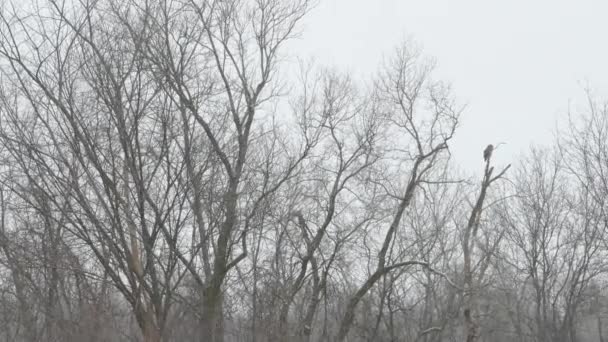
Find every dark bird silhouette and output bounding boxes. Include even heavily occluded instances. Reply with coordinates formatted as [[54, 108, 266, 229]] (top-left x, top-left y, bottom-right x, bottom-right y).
[[483, 144, 494, 162]]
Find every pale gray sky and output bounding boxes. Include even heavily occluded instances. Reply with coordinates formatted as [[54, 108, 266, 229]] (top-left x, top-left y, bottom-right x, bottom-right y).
[[290, 0, 608, 170]]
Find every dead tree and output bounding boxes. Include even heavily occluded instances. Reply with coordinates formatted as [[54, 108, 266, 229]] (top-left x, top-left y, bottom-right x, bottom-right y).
[[461, 145, 510, 342]]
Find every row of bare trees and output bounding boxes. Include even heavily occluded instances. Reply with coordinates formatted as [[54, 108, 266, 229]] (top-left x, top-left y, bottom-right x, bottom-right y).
[[0, 1, 607, 341]]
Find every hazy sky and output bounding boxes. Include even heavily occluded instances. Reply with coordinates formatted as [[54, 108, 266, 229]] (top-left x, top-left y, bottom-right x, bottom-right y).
[[290, 0, 608, 171]]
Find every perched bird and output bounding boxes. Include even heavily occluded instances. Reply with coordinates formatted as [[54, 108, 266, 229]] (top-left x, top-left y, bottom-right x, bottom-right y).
[[483, 144, 494, 162]]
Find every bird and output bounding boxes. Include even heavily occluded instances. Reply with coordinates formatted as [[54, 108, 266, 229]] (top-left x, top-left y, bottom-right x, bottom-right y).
[[483, 144, 494, 162]]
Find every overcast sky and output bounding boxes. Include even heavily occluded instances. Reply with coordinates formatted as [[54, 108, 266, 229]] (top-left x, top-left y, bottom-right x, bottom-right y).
[[289, 0, 608, 171]]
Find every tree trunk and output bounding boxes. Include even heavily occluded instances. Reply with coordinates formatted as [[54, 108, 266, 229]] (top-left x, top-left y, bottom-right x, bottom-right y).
[[337, 272, 382, 341], [136, 306, 162, 342], [298, 291, 322, 342], [143, 319, 162, 342], [463, 307, 479, 342], [201, 285, 225, 342], [461, 158, 510, 342], [598, 315, 604, 342]]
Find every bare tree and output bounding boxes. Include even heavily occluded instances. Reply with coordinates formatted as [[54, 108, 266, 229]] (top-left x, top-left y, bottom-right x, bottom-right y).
[[2, 1, 608, 341], [461, 145, 510, 342], [0, 2, 188, 340], [335, 43, 460, 342], [117, 0, 313, 340]]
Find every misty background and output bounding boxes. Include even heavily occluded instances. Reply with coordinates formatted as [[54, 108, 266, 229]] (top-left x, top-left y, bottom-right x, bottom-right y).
[[291, 0, 608, 168], [1, 0, 608, 341]]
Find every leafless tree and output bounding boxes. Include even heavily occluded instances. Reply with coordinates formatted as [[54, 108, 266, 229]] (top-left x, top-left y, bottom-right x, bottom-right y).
[[460, 145, 510, 342], [1, 1, 608, 342], [334, 43, 461, 342]]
